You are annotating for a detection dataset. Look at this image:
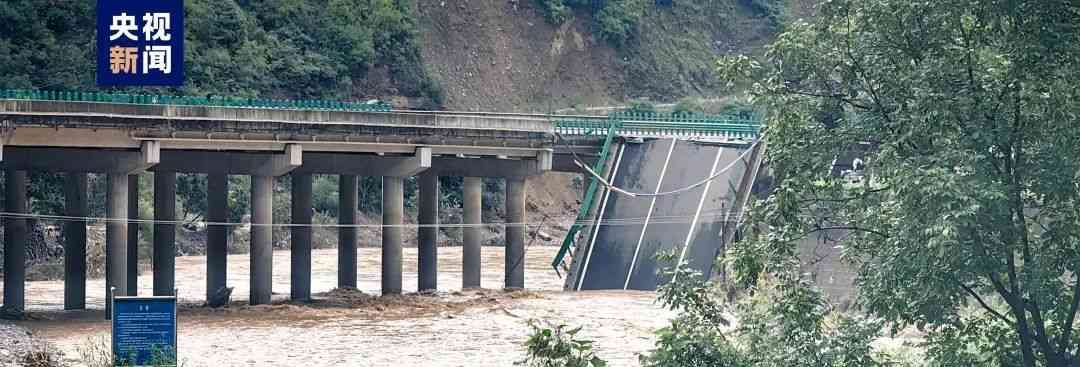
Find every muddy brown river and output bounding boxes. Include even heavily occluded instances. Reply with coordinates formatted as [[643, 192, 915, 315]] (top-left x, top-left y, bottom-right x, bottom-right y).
[[2, 247, 673, 366]]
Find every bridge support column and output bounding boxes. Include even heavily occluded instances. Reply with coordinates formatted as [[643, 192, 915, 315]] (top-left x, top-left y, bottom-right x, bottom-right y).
[[462, 177, 483, 289], [418, 172, 439, 292], [505, 178, 526, 290], [338, 175, 358, 289], [291, 173, 312, 301], [106, 173, 129, 317], [127, 175, 139, 296], [153, 171, 176, 296], [206, 173, 228, 303], [3, 170, 27, 315], [382, 176, 404, 295], [250, 175, 273, 305], [64, 172, 87, 310]]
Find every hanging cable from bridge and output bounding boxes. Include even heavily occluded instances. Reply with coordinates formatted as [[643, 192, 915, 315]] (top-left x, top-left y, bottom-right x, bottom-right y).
[[555, 132, 764, 198]]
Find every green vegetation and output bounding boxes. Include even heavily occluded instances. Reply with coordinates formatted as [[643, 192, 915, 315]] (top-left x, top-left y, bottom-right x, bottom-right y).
[[535, 0, 649, 45], [718, 0, 1080, 365], [739, 0, 785, 27], [523, 260, 884, 367], [622, 1, 771, 101], [0, 0, 440, 104], [534, 0, 786, 101], [76, 336, 185, 367], [644, 264, 882, 366], [518, 320, 608, 367]]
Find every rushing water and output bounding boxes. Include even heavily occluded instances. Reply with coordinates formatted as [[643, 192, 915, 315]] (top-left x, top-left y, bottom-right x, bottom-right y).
[[5, 246, 673, 366]]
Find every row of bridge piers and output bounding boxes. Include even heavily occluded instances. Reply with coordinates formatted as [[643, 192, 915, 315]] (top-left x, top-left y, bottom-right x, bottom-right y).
[[1, 162, 530, 316]]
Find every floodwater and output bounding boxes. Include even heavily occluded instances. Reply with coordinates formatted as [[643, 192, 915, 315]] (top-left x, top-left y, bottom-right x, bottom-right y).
[[3, 246, 673, 366]]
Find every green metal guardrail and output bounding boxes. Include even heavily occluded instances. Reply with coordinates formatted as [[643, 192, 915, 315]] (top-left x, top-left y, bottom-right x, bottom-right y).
[[551, 121, 621, 274], [0, 89, 393, 112], [553, 111, 761, 138]]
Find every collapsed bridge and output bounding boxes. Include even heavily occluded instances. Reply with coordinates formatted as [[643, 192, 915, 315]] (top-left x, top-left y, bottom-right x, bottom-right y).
[[0, 90, 763, 317]]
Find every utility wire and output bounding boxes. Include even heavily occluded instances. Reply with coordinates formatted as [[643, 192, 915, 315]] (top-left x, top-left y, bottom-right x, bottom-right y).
[[0, 209, 749, 228], [554, 132, 764, 198]]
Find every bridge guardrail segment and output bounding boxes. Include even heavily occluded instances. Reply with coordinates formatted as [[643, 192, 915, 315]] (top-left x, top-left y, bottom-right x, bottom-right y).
[[552, 113, 762, 139], [552, 122, 620, 273], [0, 89, 393, 112]]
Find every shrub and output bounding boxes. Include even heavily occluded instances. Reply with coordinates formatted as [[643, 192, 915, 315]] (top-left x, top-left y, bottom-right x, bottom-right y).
[[625, 100, 656, 114], [639, 254, 884, 367], [593, 0, 648, 46], [312, 175, 340, 215], [740, 0, 785, 29], [518, 320, 608, 367], [536, 0, 573, 25], [672, 97, 704, 116]]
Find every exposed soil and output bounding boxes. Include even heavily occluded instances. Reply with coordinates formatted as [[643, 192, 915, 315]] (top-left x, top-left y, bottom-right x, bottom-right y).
[[416, 0, 627, 112]]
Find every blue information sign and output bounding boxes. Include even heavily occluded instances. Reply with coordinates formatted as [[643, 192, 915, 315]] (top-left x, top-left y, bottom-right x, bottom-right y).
[[112, 296, 177, 366], [96, 0, 184, 86]]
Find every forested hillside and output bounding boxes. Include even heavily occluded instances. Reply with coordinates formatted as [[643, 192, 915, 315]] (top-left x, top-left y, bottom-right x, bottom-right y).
[[0, 0, 442, 106]]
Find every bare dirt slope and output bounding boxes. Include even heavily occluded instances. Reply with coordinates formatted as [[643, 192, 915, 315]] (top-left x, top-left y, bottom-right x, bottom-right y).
[[416, 0, 627, 112]]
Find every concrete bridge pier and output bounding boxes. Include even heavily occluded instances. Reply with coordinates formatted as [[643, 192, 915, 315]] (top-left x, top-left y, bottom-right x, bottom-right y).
[[127, 175, 140, 296], [338, 175, 358, 289], [462, 177, 483, 289], [3, 169, 27, 315], [105, 173, 129, 316], [249, 175, 274, 305], [382, 176, 404, 295], [64, 172, 88, 310], [291, 173, 313, 301], [153, 171, 176, 296], [505, 178, 527, 290], [418, 172, 439, 292], [206, 173, 229, 303]]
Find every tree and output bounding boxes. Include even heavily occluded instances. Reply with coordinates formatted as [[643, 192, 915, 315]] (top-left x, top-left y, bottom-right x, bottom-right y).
[[720, 0, 1080, 365], [640, 259, 882, 367]]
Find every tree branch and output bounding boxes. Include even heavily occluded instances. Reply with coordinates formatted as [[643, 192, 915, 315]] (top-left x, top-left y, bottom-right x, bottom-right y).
[[794, 186, 890, 205], [803, 225, 889, 239], [957, 280, 1013, 325]]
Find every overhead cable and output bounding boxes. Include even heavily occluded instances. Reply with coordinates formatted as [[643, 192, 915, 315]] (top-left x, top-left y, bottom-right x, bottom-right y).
[[555, 132, 764, 198]]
